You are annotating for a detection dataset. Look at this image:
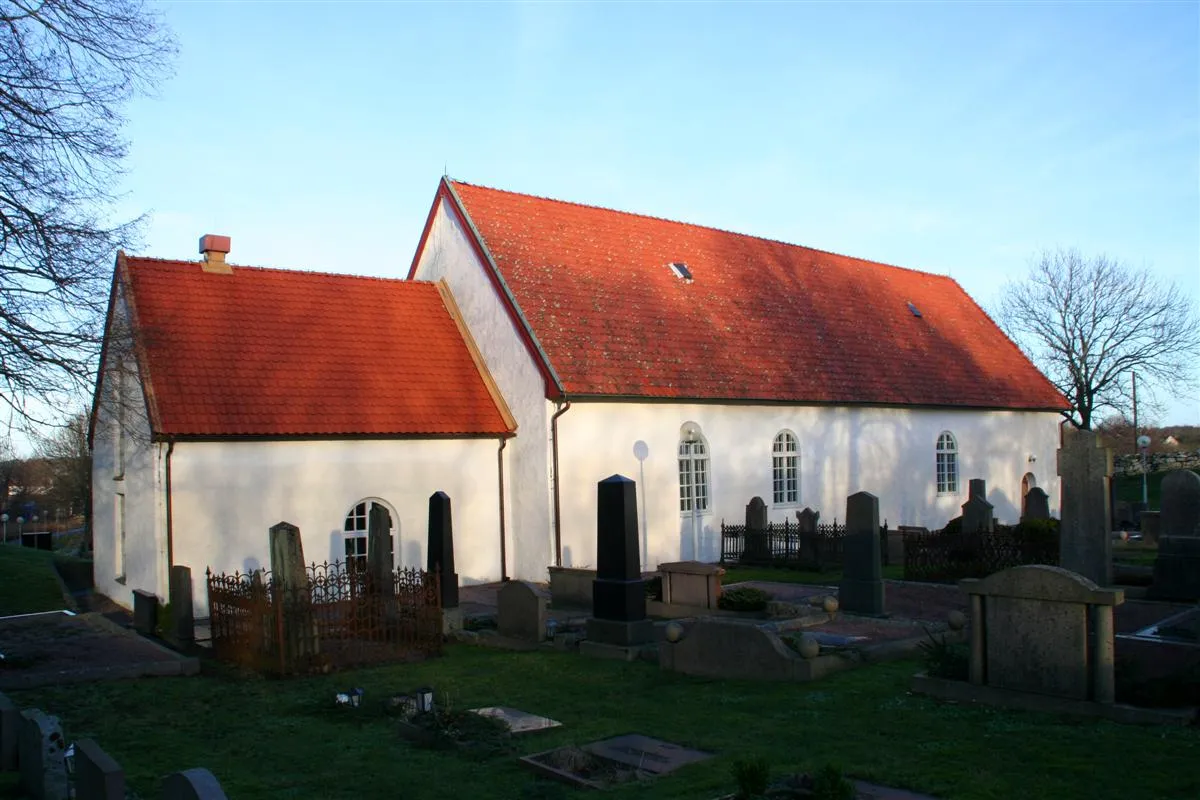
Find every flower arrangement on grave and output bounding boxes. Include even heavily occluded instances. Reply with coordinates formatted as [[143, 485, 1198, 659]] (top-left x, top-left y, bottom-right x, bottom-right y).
[[717, 586, 771, 612]]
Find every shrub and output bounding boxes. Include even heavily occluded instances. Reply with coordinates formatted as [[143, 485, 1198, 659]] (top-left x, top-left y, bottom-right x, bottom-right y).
[[918, 628, 969, 681], [730, 756, 771, 799], [718, 586, 770, 612], [810, 764, 856, 800]]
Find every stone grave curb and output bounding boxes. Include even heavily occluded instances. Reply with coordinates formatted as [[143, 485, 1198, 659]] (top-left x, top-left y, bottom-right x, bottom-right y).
[[910, 673, 1197, 726], [0, 613, 200, 691]]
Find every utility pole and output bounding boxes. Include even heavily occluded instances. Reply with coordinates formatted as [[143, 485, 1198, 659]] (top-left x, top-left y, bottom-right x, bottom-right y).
[[1131, 372, 1138, 451]]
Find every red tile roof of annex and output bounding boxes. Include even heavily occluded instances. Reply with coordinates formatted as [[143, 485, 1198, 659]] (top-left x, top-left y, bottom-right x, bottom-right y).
[[118, 256, 513, 437], [447, 181, 1068, 411]]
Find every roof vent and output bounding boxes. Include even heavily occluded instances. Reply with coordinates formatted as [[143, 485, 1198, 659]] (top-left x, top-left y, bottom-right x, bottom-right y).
[[668, 262, 693, 283], [907, 302, 923, 318], [199, 234, 232, 274]]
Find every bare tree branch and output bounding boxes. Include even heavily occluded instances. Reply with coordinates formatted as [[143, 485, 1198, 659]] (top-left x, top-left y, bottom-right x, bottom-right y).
[[997, 248, 1200, 430], [0, 0, 174, 433]]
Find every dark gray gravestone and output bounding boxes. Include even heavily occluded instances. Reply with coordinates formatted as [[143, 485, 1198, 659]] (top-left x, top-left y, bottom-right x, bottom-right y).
[[0, 691, 17, 771], [169, 565, 194, 643], [161, 768, 228, 800], [497, 581, 547, 642], [1151, 470, 1200, 602], [796, 507, 820, 569], [1021, 487, 1051, 522], [961, 479, 994, 533], [74, 739, 124, 800], [1141, 511, 1161, 546], [584, 734, 713, 775], [1057, 428, 1113, 586], [18, 709, 67, 800], [268, 521, 316, 661], [743, 496, 769, 562], [132, 590, 158, 636], [795, 507, 819, 533], [367, 504, 393, 592], [839, 492, 884, 615], [587, 475, 654, 647], [427, 491, 458, 609]]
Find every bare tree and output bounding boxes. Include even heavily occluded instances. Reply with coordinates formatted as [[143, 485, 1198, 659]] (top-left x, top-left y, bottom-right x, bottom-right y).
[[0, 0, 174, 430], [997, 249, 1200, 430], [36, 410, 89, 518]]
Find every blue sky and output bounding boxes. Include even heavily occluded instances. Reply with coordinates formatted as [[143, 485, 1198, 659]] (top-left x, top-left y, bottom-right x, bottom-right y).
[[118, 0, 1199, 424]]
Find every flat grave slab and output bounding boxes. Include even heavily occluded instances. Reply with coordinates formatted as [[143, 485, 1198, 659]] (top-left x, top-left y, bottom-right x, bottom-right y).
[[583, 734, 712, 776], [468, 706, 561, 733]]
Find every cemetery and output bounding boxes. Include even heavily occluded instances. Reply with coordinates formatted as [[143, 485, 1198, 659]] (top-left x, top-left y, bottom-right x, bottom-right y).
[[2, 438, 1199, 798]]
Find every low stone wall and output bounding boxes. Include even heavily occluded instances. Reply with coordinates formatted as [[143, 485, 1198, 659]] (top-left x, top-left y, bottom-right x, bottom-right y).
[[1113, 451, 1200, 477], [547, 566, 595, 608]]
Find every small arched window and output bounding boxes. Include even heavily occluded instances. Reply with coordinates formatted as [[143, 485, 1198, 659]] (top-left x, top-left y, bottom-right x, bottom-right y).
[[678, 425, 710, 513], [342, 498, 396, 571], [772, 431, 799, 505], [936, 432, 958, 494]]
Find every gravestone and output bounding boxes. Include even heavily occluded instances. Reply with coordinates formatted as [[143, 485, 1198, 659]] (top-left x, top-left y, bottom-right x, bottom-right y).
[[584, 734, 712, 776], [839, 492, 884, 615], [1021, 487, 1051, 522], [961, 479, 994, 533], [657, 561, 723, 608], [161, 768, 228, 800], [795, 507, 819, 532], [169, 565, 194, 643], [1150, 470, 1200, 601], [366, 504, 393, 593], [468, 707, 562, 733], [0, 691, 17, 771], [427, 491, 459, 610], [796, 507, 820, 568], [1057, 427, 1113, 586], [18, 709, 67, 800], [74, 739, 125, 800], [1140, 511, 1161, 546], [743, 496, 769, 562], [961, 565, 1123, 703], [268, 521, 316, 660], [132, 590, 158, 636], [497, 581, 547, 643], [584, 475, 654, 657]]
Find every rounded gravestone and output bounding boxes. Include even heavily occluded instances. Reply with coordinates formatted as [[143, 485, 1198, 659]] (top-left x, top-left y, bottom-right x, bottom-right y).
[[664, 621, 685, 643], [796, 634, 820, 659], [1160, 469, 1200, 538], [947, 610, 966, 631], [822, 595, 839, 614]]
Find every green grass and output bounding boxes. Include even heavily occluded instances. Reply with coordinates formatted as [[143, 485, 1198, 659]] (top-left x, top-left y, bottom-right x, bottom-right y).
[[0, 542, 69, 615], [1113, 541, 1159, 567], [6, 648, 1197, 800], [721, 564, 905, 586]]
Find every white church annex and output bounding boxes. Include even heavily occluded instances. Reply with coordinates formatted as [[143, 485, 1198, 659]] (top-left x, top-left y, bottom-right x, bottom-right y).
[[91, 181, 1069, 613]]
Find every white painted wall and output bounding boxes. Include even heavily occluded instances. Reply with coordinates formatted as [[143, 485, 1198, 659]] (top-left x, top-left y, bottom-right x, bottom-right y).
[[411, 197, 554, 581], [166, 437, 502, 616], [92, 287, 167, 610], [554, 402, 1062, 570]]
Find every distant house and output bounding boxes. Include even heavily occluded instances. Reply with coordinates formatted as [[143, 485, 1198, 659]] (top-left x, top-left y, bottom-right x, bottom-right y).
[[89, 238, 514, 614], [92, 181, 1068, 613]]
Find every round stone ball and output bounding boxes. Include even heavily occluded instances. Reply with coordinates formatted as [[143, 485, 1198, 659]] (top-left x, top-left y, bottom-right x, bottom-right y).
[[822, 595, 839, 614], [796, 634, 820, 660], [947, 610, 966, 631], [664, 621, 685, 643]]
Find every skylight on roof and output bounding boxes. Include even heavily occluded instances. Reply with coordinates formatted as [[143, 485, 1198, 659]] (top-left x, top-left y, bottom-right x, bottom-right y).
[[907, 302, 923, 318], [668, 262, 693, 283]]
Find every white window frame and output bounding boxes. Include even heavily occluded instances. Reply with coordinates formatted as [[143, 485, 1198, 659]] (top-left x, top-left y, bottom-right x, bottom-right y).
[[342, 498, 396, 572], [678, 434, 710, 514], [772, 431, 799, 506], [936, 431, 959, 495]]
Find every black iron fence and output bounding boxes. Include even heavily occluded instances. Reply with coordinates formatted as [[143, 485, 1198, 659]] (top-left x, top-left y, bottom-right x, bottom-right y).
[[207, 560, 442, 676], [902, 525, 1059, 583], [720, 519, 891, 571]]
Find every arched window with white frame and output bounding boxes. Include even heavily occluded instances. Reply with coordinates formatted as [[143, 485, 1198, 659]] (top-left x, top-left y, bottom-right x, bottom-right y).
[[342, 498, 397, 571], [679, 426, 710, 513], [936, 432, 959, 495], [772, 431, 799, 505]]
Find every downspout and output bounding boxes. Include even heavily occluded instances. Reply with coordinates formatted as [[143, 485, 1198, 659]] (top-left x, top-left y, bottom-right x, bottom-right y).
[[164, 439, 175, 573], [550, 400, 572, 567], [497, 436, 508, 581]]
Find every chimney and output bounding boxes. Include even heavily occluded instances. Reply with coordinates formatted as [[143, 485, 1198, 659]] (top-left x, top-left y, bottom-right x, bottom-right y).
[[198, 234, 232, 274]]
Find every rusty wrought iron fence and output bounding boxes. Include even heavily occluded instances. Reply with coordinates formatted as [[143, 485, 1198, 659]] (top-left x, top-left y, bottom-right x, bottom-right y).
[[206, 560, 442, 676], [902, 525, 1059, 583], [720, 519, 890, 571]]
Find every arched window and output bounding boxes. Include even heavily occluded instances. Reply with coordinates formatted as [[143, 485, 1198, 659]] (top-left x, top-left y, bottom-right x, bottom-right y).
[[936, 432, 958, 494], [772, 431, 799, 505], [679, 426, 710, 513], [342, 498, 396, 571]]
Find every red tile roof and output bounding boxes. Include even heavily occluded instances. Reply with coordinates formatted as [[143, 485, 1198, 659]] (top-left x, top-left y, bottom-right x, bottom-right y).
[[117, 256, 513, 437], [444, 181, 1069, 410]]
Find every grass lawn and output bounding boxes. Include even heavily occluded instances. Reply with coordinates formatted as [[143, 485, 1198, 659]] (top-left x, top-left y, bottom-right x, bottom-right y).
[[1113, 541, 1158, 567], [5, 647, 1198, 800], [0, 542, 69, 615], [722, 564, 905, 586]]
